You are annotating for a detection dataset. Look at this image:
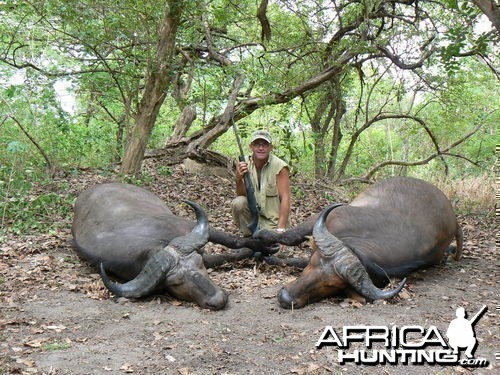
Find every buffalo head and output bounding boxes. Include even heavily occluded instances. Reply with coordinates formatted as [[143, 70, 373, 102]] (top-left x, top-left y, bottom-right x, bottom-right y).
[[278, 204, 405, 309], [100, 201, 228, 310]]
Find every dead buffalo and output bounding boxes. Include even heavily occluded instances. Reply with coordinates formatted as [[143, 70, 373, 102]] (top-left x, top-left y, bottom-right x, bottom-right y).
[[256, 177, 463, 309], [71, 183, 269, 310]]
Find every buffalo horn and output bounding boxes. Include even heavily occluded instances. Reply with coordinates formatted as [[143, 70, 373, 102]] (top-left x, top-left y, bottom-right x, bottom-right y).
[[312, 203, 345, 256], [168, 200, 209, 254], [313, 204, 405, 301], [100, 249, 175, 298], [99, 200, 208, 298]]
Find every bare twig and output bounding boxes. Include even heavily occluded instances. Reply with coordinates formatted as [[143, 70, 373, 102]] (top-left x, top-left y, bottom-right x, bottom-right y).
[[3, 114, 53, 172], [1, 93, 53, 172], [360, 122, 485, 181], [201, 12, 232, 66]]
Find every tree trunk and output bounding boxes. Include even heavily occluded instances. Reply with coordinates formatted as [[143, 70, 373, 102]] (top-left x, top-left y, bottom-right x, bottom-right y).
[[326, 83, 345, 179], [120, 1, 184, 176], [165, 105, 197, 147], [326, 110, 344, 179], [399, 137, 409, 176], [152, 74, 246, 165], [184, 74, 246, 155], [313, 132, 326, 178], [310, 78, 345, 179], [115, 93, 134, 162], [310, 93, 330, 179], [151, 54, 355, 168], [471, 0, 500, 32], [334, 122, 371, 182]]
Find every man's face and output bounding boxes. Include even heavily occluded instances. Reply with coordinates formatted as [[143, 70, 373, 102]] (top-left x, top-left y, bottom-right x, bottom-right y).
[[250, 139, 272, 162]]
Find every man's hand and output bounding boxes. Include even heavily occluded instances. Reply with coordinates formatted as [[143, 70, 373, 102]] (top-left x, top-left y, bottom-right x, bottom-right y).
[[277, 228, 286, 251], [235, 161, 248, 182]]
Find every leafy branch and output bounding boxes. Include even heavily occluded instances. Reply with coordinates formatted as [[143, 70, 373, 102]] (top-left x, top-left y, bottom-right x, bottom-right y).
[[1, 94, 53, 172], [355, 122, 485, 182]]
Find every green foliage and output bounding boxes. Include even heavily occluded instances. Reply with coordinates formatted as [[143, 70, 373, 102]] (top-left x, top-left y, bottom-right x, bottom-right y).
[[1, 183, 75, 236], [42, 342, 72, 351], [292, 186, 305, 200], [0, 0, 496, 192], [2, 194, 72, 236], [120, 172, 154, 186], [0, 142, 75, 235], [157, 165, 174, 177], [323, 192, 338, 203]]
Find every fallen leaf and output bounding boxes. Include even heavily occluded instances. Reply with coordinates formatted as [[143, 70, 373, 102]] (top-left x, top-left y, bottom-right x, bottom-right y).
[[24, 338, 48, 348], [43, 324, 67, 332], [120, 363, 134, 373], [307, 363, 320, 372], [165, 354, 176, 362], [16, 358, 35, 367]]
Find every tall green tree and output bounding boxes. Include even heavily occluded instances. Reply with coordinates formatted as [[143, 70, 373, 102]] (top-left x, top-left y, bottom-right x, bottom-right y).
[[120, 1, 184, 174], [1, 0, 496, 179]]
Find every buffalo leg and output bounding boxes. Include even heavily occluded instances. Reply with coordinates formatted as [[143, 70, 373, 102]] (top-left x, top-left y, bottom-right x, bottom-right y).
[[202, 248, 255, 268], [263, 256, 309, 269]]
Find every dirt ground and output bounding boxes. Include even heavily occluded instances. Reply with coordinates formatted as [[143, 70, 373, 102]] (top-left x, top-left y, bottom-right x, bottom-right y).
[[0, 163, 497, 374]]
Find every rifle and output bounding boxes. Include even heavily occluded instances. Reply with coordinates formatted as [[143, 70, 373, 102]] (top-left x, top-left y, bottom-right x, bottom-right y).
[[231, 116, 260, 235], [469, 305, 487, 326]]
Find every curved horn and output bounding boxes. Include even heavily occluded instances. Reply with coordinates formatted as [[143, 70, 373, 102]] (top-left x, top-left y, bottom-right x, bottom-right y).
[[312, 203, 345, 256], [333, 247, 406, 301], [313, 203, 405, 301], [100, 249, 174, 298], [169, 200, 209, 254]]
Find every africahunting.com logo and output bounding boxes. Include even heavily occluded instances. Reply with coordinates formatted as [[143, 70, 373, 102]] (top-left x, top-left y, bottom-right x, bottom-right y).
[[316, 305, 490, 367]]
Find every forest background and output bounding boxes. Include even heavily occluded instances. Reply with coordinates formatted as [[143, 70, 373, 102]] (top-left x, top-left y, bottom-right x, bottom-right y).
[[0, 0, 498, 236]]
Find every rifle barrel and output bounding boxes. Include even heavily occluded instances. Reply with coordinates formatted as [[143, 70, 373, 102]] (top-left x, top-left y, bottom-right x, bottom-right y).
[[469, 305, 487, 325], [230, 116, 260, 234], [231, 117, 246, 157]]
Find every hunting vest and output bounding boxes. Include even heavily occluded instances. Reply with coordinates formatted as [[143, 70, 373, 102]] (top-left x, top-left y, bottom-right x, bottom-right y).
[[245, 153, 289, 228]]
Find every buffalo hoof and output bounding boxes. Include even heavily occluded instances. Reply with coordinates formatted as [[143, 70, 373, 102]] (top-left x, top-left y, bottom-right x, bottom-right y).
[[263, 256, 282, 266], [261, 244, 280, 256], [253, 251, 263, 260], [252, 229, 279, 243]]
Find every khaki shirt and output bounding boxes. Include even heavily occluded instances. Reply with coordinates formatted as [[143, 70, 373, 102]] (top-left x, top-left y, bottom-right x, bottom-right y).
[[245, 154, 289, 229]]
